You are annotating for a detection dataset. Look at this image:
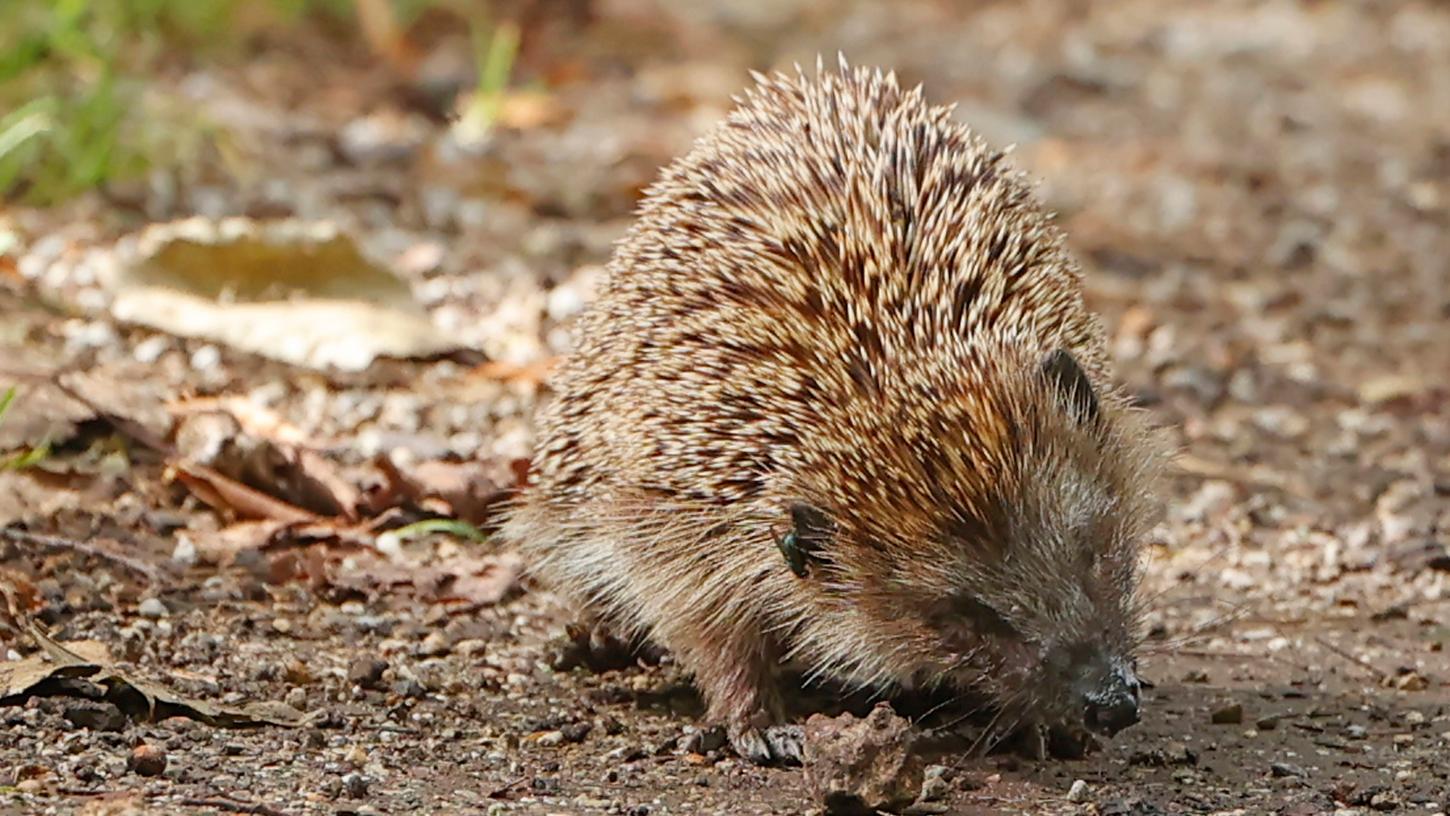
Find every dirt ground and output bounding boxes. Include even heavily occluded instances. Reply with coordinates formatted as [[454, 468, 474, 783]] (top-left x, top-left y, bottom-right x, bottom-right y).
[[2, 0, 1449, 814]]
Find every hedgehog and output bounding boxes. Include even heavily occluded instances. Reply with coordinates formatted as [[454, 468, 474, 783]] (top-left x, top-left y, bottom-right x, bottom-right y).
[[499, 58, 1166, 764]]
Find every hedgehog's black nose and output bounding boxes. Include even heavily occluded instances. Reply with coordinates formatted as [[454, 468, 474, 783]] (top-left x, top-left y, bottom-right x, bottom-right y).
[[1084, 690, 1139, 736], [1081, 663, 1141, 737]]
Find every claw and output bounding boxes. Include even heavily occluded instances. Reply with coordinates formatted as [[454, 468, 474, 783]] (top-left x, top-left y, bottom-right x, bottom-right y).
[[555, 621, 650, 672], [731, 726, 773, 765], [764, 724, 805, 764], [1020, 722, 1049, 760], [730, 723, 805, 766]]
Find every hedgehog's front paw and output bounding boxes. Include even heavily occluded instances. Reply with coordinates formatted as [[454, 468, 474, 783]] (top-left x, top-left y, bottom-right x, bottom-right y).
[[555, 621, 659, 672], [1045, 725, 1098, 759], [729, 722, 804, 766], [1007, 721, 1097, 759]]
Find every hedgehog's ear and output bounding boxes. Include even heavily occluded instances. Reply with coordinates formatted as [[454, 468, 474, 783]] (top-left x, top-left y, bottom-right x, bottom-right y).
[[778, 502, 834, 578], [1041, 349, 1100, 425]]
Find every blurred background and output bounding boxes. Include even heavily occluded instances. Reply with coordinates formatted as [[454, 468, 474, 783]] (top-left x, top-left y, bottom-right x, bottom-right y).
[[1, 1, 1447, 813]]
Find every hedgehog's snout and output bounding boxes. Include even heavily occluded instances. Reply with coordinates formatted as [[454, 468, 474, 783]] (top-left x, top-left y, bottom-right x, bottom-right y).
[[1077, 659, 1141, 737]]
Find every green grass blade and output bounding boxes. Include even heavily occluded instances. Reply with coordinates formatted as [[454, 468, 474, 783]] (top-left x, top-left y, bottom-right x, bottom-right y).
[[389, 518, 487, 543]]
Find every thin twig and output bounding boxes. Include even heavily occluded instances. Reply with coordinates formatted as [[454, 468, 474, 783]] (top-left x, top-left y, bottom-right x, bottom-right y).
[[1312, 636, 1388, 681], [2, 527, 169, 584], [487, 775, 530, 799]]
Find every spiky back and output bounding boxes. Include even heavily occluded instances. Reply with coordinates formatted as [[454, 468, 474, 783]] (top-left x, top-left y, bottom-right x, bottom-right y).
[[528, 60, 1115, 530]]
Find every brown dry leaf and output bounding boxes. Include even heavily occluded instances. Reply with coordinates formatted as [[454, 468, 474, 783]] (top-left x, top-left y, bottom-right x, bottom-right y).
[[173, 409, 358, 519], [0, 469, 88, 527], [375, 457, 515, 525], [310, 545, 520, 610], [0, 365, 171, 465], [109, 218, 464, 372], [437, 551, 523, 608], [117, 673, 306, 727], [470, 356, 559, 386], [22, 625, 303, 727], [170, 461, 318, 524], [0, 637, 107, 700], [0, 373, 94, 453], [287, 448, 361, 517], [319, 549, 416, 600], [192, 520, 288, 565], [253, 520, 377, 589]]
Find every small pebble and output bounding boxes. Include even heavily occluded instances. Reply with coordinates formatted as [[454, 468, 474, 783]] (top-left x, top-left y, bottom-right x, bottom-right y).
[[1211, 703, 1244, 724], [1270, 761, 1305, 778], [1369, 792, 1400, 811], [190, 344, 221, 371], [282, 658, 314, 685], [63, 701, 127, 732], [138, 598, 168, 619], [284, 687, 307, 710], [1067, 779, 1090, 803], [561, 722, 593, 744], [1394, 672, 1428, 691], [132, 335, 170, 364], [344, 744, 369, 767], [919, 773, 951, 802], [348, 658, 389, 691], [536, 730, 566, 747], [342, 771, 370, 798], [171, 536, 198, 566], [128, 743, 167, 777], [547, 284, 588, 322], [419, 631, 450, 657]]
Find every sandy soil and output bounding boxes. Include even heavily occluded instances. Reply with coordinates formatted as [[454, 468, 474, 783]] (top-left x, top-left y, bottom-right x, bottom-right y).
[[2, 1, 1448, 814]]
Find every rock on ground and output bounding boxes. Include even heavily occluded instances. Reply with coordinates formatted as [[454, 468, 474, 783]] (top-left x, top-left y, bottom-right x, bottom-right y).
[[803, 703, 924, 815]]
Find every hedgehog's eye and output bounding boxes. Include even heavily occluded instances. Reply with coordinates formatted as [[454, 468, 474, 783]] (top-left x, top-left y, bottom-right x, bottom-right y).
[[952, 596, 1019, 639]]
